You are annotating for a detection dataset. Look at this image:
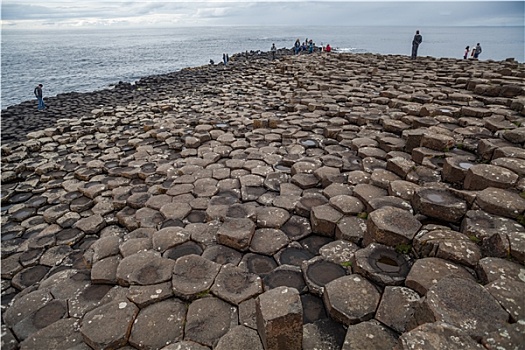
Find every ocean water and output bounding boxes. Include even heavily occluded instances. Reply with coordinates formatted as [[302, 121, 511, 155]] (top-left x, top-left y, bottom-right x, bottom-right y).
[[1, 25, 523, 109]]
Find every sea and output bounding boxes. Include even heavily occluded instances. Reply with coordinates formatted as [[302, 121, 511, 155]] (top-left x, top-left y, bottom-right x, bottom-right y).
[[1, 25, 524, 109]]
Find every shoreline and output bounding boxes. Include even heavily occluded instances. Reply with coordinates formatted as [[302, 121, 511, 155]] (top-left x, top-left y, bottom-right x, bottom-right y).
[[1, 49, 525, 349]]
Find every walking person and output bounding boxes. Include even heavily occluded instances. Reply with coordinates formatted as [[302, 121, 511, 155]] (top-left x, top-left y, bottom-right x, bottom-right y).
[[464, 46, 470, 59], [473, 43, 482, 59], [411, 30, 423, 60], [271, 43, 277, 60], [34, 83, 45, 110]]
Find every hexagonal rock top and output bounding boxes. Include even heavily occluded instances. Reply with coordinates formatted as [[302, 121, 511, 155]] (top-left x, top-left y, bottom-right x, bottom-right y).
[[413, 229, 482, 268], [419, 277, 509, 338], [412, 188, 467, 224], [216, 218, 256, 251], [128, 299, 186, 349], [352, 243, 411, 287], [322, 274, 381, 326], [116, 250, 175, 286], [256, 286, 303, 350], [397, 322, 485, 350], [172, 254, 221, 300], [80, 300, 139, 349], [475, 187, 525, 219], [211, 264, 263, 305], [184, 296, 238, 348], [464, 164, 519, 190], [364, 207, 422, 247], [215, 325, 264, 350], [342, 320, 399, 350]]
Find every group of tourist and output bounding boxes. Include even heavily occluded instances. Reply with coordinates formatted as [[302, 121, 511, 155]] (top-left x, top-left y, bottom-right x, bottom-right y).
[[411, 30, 482, 61], [464, 43, 483, 59], [292, 38, 331, 55]]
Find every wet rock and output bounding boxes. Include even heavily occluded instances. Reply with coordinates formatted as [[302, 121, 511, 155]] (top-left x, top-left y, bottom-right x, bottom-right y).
[[352, 243, 411, 287], [405, 257, 475, 295], [375, 286, 421, 334], [129, 299, 186, 349], [412, 188, 467, 224], [442, 156, 475, 184], [397, 322, 485, 350], [215, 325, 264, 350], [364, 206, 422, 247], [342, 320, 398, 350], [256, 286, 303, 350], [323, 274, 380, 325], [302, 257, 347, 296], [80, 300, 138, 349], [184, 296, 238, 347]]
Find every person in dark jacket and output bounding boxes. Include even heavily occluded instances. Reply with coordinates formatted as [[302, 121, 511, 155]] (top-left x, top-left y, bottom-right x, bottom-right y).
[[411, 30, 423, 59], [473, 43, 482, 59], [34, 84, 45, 110]]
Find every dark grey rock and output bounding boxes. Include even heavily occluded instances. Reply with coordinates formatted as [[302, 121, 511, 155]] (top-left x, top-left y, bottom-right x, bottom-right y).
[[215, 325, 264, 350], [172, 254, 221, 300], [342, 320, 398, 350]]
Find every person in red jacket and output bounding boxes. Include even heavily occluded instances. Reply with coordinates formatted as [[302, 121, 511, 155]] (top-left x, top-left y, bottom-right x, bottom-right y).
[[325, 44, 331, 53]]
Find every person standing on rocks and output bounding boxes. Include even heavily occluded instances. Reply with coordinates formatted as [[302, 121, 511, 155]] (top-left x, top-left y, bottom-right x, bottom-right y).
[[34, 83, 45, 110], [411, 30, 423, 60], [464, 46, 470, 59], [271, 43, 277, 60], [473, 43, 482, 59]]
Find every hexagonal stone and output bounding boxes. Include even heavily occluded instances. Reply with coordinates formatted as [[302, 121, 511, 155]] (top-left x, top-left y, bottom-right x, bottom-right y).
[[335, 216, 366, 245], [193, 178, 219, 197], [172, 254, 221, 300], [323, 275, 380, 326], [386, 157, 416, 179], [442, 157, 475, 184], [397, 322, 485, 350], [256, 286, 303, 350], [319, 240, 359, 267], [127, 281, 173, 308], [116, 250, 175, 286], [256, 207, 290, 228], [302, 256, 347, 296], [80, 300, 139, 349], [12, 265, 51, 291], [90, 236, 121, 263], [412, 188, 467, 224], [67, 283, 116, 319], [160, 202, 192, 221], [3, 290, 54, 328], [18, 318, 84, 350], [12, 299, 68, 341], [475, 187, 525, 219], [405, 257, 475, 295], [310, 204, 344, 237], [329, 195, 364, 215], [464, 164, 519, 190], [129, 299, 186, 349], [281, 215, 312, 241], [413, 228, 481, 268], [152, 227, 191, 253], [388, 180, 421, 201], [215, 325, 264, 350], [202, 244, 243, 265], [476, 257, 525, 284], [485, 278, 525, 322], [420, 277, 509, 337], [250, 228, 289, 256], [352, 184, 387, 212], [211, 264, 263, 305], [303, 318, 346, 350], [216, 218, 256, 251], [375, 286, 421, 333], [295, 193, 328, 218], [481, 321, 525, 350], [420, 133, 455, 151], [364, 207, 422, 247], [184, 297, 238, 347], [352, 243, 411, 287], [342, 320, 398, 350], [291, 173, 319, 189], [91, 256, 121, 284], [74, 214, 106, 234]]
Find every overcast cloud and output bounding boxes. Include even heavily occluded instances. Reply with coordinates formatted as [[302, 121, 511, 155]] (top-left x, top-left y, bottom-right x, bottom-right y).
[[1, 1, 523, 29]]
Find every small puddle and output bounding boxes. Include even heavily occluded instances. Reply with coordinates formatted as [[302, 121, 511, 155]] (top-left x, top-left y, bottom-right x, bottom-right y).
[[300, 139, 317, 147], [164, 242, 203, 261], [426, 193, 445, 203], [216, 123, 229, 128], [458, 162, 473, 170], [306, 260, 346, 287], [375, 256, 400, 273], [274, 164, 291, 172]]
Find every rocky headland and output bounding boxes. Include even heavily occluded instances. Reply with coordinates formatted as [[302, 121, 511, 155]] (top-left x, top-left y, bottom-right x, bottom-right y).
[[1, 49, 525, 350]]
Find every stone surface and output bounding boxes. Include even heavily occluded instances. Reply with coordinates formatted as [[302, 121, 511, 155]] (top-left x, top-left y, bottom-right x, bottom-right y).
[[211, 264, 263, 305], [256, 286, 303, 350], [375, 286, 421, 334], [172, 254, 221, 300], [214, 325, 264, 350], [364, 206, 422, 247], [216, 218, 256, 251], [342, 320, 398, 350], [397, 322, 485, 350]]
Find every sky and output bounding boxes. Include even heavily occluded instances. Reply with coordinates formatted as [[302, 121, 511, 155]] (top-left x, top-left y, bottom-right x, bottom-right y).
[[1, 1, 524, 29]]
